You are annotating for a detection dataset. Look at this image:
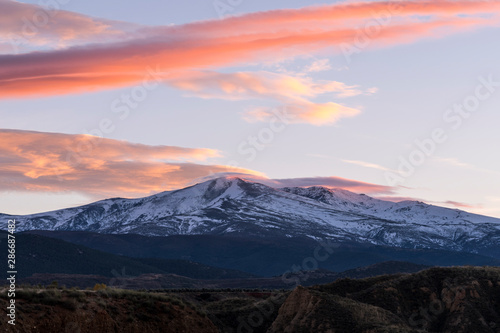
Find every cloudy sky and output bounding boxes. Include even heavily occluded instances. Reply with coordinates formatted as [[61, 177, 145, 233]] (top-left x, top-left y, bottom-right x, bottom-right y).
[[1, 0, 499, 217]]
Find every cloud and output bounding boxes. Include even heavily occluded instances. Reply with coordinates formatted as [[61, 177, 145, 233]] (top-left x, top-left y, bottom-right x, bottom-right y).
[[486, 196, 500, 203], [0, 129, 393, 198], [168, 71, 364, 100], [435, 157, 475, 169], [244, 102, 360, 126], [167, 70, 366, 125], [0, 129, 262, 197], [374, 195, 424, 203], [434, 157, 500, 175], [342, 159, 396, 172], [0, 0, 499, 99], [375, 195, 481, 210], [441, 200, 481, 209], [268, 176, 394, 194], [0, 0, 132, 53], [303, 59, 332, 73], [201, 174, 394, 194]]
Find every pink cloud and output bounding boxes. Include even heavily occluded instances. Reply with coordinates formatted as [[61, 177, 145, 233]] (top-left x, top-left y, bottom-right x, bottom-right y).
[[267, 176, 394, 194], [199, 173, 395, 195], [0, 0, 498, 100], [441, 200, 482, 210], [375, 196, 425, 203], [374, 196, 481, 210]]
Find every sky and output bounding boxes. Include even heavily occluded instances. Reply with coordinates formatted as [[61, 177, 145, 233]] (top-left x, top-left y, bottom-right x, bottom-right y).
[[1, 0, 499, 217]]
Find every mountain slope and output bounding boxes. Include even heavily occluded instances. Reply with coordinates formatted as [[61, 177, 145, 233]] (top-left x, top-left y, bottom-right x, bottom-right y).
[[2, 231, 255, 279], [4, 176, 500, 256], [22, 231, 500, 276]]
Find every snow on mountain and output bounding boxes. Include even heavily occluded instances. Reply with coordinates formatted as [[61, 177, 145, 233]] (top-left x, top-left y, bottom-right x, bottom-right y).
[[282, 186, 499, 226], [3, 176, 500, 255]]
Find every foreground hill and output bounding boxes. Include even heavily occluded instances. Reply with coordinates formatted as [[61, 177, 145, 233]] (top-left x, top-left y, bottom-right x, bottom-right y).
[[0, 289, 217, 333], [3, 266, 499, 332], [271, 266, 500, 332], [4, 177, 500, 258]]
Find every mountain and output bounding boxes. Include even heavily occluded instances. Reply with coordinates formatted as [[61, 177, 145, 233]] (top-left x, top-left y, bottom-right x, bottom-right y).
[[4, 176, 500, 257], [24, 230, 500, 277], [2, 231, 254, 279]]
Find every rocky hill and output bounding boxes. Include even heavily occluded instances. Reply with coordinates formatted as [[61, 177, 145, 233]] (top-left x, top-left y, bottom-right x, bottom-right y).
[[3, 266, 499, 332], [270, 266, 500, 332]]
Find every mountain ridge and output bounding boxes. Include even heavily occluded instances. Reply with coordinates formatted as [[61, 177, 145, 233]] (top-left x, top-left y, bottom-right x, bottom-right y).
[[4, 176, 500, 257]]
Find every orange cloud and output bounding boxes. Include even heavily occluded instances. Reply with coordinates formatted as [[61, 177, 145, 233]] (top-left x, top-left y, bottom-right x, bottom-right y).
[[167, 70, 366, 125], [245, 102, 360, 126], [0, 129, 396, 198], [0, 0, 498, 99], [0, 129, 264, 197], [169, 71, 365, 100]]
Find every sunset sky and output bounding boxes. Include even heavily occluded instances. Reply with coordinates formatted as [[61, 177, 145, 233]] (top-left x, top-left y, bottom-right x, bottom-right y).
[[1, 0, 499, 217]]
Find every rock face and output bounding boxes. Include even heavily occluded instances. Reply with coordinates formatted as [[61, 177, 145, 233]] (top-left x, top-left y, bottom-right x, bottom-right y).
[[268, 286, 411, 333], [269, 266, 500, 333]]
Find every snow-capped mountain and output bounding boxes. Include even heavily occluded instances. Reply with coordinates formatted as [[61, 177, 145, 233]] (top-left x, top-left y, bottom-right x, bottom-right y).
[[4, 176, 500, 255]]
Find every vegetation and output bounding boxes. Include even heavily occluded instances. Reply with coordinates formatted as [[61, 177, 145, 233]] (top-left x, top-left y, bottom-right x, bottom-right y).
[[1, 266, 499, 332]]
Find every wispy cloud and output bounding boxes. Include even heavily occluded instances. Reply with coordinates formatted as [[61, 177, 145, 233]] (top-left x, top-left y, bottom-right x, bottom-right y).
[[486, 196, 500, 203], [303, 59, 332, 73], [342, 159, 396, 172], [372, 196, 481, 211], [441, 200, 481, 210], [434, 157, 500, 175]]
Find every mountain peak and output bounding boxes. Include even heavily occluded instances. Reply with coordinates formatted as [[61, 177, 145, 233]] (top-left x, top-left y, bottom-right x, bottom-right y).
[[8, 177, 500, 255]]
